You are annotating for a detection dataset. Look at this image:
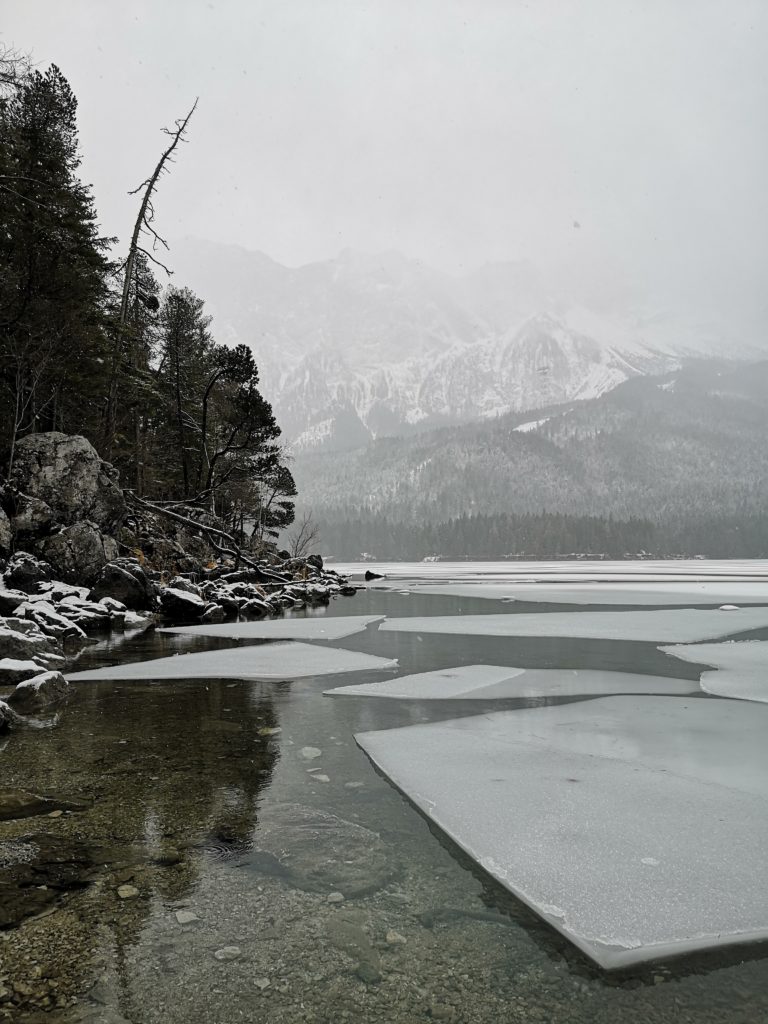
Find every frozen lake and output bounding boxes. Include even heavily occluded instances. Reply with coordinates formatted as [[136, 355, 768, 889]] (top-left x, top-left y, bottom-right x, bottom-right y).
[[2, 560, 767, 1023]]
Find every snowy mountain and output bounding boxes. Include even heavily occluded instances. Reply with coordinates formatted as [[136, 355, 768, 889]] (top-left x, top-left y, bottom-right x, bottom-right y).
[[172, 240, 733, 451]]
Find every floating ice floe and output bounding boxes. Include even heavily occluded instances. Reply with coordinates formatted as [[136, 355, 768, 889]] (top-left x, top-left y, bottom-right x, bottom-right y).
[[159, 614, 385, 642], [356, 696, 768, 968], [66, 642, 397, 682], [326, 664, 697, 700], [660, 640, 768, 703], [397, 582, 768, 606], [379, 607, 768, 643]]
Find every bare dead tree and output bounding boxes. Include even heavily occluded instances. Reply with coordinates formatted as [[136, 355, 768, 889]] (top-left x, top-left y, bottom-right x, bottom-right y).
[[0, 43, 30, 93], [287, 510, 320, 558], [103, 99, 198, 454], [118, 99, 197, 327]]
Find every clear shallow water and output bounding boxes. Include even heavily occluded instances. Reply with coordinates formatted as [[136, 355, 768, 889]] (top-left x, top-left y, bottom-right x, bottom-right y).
[[1, 575, 768, 1023]]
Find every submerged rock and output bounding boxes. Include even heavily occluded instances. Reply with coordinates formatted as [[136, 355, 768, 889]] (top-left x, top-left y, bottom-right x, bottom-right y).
[[0, 789, 86, 821], [249, 804, 398, 897]]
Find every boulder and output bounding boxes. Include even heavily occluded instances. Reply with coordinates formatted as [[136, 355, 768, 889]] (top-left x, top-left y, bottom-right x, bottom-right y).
[[0, 507, 11, 555], [0, 658, 45, 686], [89, 560, 156, 610], [0, 586, 26, 616], [15, 600, 87, 641], [0, 625, 62, 667], [4, 551, 54, 592], [306, 553, 324, 571], [10, 493, 55, 541], [0, 699, 23, 731], [10, 432, 125, 533], [200, 602, 225, 624], [167, 575, 202, 596], [41, 523, 119, 584], [7, 670, 70, 713], [158, 586, 207, 621]]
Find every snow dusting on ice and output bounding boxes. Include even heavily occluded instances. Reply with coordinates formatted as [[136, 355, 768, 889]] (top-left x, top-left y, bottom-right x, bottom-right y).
[[66, 642, 397, 682], [356, 696, 768, 968], [660, 640, 768, 703], [159, 614, 385, 642], [379, 607, 768, 642], [326, 665, 696, 700]]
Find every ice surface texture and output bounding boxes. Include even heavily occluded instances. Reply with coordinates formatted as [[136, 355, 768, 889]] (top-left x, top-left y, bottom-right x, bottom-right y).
[[660, 640, 768, 703], [338, 559, 768, 584], [159, 614, 384, 642], [66, 642, 397, 682], [380, 607, 768, 642], [356, 696, 768, 968], [394, 582, 768, 606], [326, 664, 697, 700]]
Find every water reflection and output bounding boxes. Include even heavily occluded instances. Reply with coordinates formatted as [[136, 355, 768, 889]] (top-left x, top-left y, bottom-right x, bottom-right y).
[[1, 589, 767, 1023]]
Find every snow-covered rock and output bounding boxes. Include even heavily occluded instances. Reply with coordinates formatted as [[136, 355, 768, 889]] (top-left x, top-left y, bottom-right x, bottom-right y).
[[0, 658, 47, 687], [7, 670, 70, 713], [89, 561, 156, 610], [158, 586, 207, 621]]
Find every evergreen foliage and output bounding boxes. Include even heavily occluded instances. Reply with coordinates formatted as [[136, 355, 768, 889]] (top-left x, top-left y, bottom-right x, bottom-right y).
[[0, 62, 295, 539]]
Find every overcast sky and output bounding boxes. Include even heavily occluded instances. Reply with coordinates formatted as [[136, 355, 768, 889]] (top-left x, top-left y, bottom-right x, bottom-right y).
[[2, 1, 767, 334]]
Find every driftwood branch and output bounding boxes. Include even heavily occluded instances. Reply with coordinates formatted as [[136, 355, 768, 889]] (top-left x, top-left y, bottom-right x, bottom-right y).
[[126, 491, 259, 571]]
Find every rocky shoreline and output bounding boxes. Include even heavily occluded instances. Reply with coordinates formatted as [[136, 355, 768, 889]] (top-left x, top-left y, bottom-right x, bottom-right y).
[[0, 431, 356, 730]]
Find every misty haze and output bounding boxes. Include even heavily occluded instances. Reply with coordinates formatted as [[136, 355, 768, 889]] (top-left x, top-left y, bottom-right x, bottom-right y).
[[1, 3, 767, 1023]]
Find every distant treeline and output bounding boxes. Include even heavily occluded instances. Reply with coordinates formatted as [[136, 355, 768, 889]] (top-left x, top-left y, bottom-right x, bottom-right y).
[[317, 511, 768, 561]]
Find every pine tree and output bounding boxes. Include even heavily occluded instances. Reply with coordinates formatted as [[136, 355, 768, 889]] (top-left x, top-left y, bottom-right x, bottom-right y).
[[0, 64, 112, 470]]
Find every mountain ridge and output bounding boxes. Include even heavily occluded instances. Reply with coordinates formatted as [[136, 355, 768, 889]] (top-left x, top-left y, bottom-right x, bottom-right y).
[[170, 239, 741, 450]]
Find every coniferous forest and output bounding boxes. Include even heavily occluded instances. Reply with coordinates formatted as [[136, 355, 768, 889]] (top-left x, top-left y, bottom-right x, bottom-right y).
[[0, 59, 296, 542]]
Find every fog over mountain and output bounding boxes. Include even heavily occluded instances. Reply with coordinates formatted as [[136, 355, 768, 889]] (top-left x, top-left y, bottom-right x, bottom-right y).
[[172, 239, 748, 450]]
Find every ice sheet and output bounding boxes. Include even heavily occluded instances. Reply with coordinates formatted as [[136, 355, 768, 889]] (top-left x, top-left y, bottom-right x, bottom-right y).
[[66, 642, 397, 682], [337, 559, 768, 584], [380, 607, 768, 642], [660, 640, 768, 703], [159, 614, 384, 642], [326, 665, 697, 700], [397, 582, 768, 606], [356, 696, 768, 968]]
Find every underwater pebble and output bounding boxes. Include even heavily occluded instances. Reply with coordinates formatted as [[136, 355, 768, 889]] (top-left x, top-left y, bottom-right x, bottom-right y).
[[116, 885, 139, 899], [175, 910, 199, 925], [213, 946, 242, 961]]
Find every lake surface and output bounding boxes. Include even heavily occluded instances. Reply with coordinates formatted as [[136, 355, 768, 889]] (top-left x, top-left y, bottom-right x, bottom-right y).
[[2, 561, 768, 1023]]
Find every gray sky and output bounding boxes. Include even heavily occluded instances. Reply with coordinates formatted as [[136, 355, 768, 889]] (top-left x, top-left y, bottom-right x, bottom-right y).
[[2, 0, 767, 334]]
